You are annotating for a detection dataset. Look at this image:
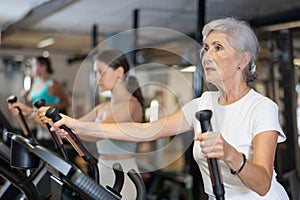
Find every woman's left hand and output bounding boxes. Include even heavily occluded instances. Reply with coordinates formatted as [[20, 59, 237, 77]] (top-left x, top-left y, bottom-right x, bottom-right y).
[[36, 106, 52, 124], [46, 112, 77, 138], [8, 102, 33, 117]]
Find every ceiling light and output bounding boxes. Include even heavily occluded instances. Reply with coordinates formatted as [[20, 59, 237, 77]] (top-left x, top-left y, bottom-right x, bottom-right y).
[[42, 51, 50, 57], [37, 38, 55, 48], [294, 58, 300, 67]]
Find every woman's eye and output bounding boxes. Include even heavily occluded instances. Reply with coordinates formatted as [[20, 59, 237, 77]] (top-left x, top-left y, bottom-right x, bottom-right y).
[[200, 46, 208, 57], [215, 45, 223, 51], [199, 47, 206, 59]]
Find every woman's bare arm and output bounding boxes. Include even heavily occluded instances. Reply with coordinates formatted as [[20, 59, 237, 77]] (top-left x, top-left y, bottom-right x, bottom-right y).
[[50, 109, 193, 142], [235, 131, 278, 195], [49, 80, 70, 110], [195, 130, 278, 196]]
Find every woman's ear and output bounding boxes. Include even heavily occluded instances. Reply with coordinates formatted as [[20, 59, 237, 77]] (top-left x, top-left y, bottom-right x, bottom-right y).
[[239, 52, 251, 70], [116, 66, 125, 78]]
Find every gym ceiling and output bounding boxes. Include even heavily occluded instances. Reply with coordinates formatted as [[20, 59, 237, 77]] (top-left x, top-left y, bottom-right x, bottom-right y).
[[0, 0, 300, 56]]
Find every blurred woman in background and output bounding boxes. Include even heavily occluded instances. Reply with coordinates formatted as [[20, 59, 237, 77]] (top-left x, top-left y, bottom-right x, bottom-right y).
[[9, 56, 70, 141], [69, 50, 144, 200]]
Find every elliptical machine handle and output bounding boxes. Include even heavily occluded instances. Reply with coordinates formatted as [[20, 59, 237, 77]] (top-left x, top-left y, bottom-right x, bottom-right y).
[[45, 106, 99, 183], [7, 95, 37, 143], [195, 110, 225, 200], [34, 99, 69, 160]]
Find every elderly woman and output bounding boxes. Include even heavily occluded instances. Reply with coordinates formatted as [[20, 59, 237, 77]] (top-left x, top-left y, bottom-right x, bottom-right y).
[[47, 18, 289, 199]]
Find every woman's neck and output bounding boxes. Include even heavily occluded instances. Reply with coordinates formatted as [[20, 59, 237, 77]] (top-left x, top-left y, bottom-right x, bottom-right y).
[[38, 74, 50, 82], [218, 84, 250, 105], [111, 83, 132, 103]]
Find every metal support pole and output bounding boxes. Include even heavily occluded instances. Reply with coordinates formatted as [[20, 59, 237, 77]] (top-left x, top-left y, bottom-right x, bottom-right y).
[[132, 9, 139, 67], [277, 30, 298, 175], [194, 0, 205, 98], [90, 24, 98, 107], [189, 0, 206, 199]]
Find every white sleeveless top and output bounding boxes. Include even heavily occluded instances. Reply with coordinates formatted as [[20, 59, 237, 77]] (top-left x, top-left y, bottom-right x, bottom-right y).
[[95, 104, 137, 155]]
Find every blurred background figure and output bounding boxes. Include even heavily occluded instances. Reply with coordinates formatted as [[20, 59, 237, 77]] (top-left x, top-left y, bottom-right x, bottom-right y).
[[69, 50, 144, 200], [23, 56, 70, 113], [9, 55, 70, 144]]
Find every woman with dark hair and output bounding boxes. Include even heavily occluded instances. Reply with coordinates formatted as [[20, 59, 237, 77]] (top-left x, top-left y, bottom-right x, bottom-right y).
[[74, 50, 144, 199], [27, 56, 70, 112], [9, 56, 70, 141]]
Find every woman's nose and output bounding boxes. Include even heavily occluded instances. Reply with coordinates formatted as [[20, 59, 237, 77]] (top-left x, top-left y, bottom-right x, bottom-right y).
[[96, 73, 101, 79], [95, 77, 100, 84], [202, 53, 213, 66]]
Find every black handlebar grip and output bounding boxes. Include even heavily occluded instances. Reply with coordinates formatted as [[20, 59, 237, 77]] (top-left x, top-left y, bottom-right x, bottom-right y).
[[34, 99, 69, 160], [33, 99, 46, 109], [7, 95, 22, 114], [7, 95, 18, 104], [45, 106, 86, 155], [45, 106, 61, 122], [195, 109, 213, 132], [45, 106, 90, 157], [7, 95, 36, 142], [45, 106, 99, 183], [195, 110, 225, 200]]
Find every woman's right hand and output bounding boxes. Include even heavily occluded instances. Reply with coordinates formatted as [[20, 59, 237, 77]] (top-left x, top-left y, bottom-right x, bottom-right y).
[[36, 106, 52, 124], [53, 115, 78, 138], [37, 108, 77, 138], [49, 115, 70, 138]]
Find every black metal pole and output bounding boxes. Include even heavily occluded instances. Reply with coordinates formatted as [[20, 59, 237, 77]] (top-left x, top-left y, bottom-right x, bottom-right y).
[[132, 9, 139, 67], [190, 0, 206, 199], [92, 24, 98, 49], [90, 24, 99, 106], [194, 0, 205, 96]]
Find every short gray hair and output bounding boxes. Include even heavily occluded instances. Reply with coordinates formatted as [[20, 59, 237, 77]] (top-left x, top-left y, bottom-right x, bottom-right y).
[[202, 17, 259, 87]]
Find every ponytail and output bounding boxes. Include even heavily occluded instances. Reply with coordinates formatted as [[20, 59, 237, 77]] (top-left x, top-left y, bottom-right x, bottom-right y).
[[125, 76, 145, 121]]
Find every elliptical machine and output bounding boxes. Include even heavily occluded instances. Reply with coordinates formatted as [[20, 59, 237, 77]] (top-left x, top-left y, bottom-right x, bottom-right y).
[[2, 96, 146, 199]]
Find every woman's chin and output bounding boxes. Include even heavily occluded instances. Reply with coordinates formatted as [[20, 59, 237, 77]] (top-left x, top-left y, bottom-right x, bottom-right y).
[[204, 77, 213, 84]]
